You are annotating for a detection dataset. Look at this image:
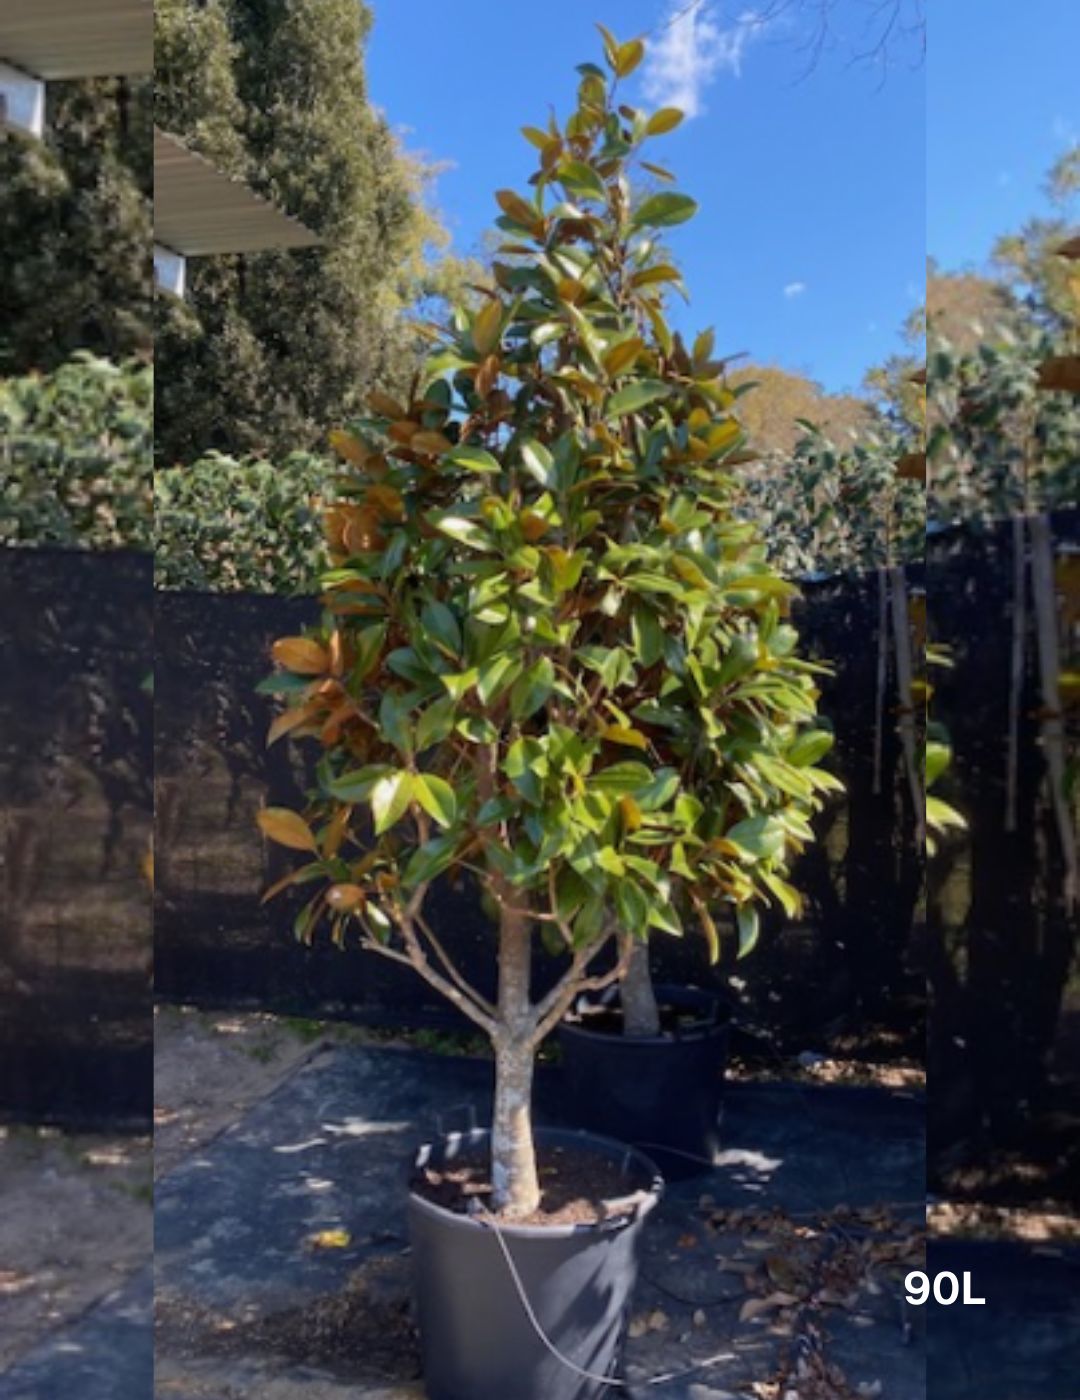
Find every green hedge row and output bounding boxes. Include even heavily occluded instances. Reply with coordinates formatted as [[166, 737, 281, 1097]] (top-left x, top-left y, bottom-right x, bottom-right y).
[[0, 353, 152, 552], [0, 354, 333, 594]]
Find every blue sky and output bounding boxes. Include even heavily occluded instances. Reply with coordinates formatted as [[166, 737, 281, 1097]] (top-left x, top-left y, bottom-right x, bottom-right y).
[[928, 0, 1079, 274], [367, 0, 926, 395]]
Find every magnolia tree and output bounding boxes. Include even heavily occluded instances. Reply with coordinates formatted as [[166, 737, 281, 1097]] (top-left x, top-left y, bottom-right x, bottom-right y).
[[260, 31, 838, 1217], [738, 425, 925, 580], [927, 331, 1080, 529]]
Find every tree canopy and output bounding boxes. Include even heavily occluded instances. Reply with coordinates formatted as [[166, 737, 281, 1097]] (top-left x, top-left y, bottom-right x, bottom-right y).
[[153, 0, 469, 467], [0, 79, 153, 375]]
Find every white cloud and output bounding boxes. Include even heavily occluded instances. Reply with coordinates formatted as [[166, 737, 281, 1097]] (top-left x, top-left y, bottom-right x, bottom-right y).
[[643, 3, 767, 120], [783, 281, 807, 299]]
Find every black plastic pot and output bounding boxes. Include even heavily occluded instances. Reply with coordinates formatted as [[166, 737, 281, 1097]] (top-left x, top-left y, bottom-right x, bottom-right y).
[[407, 1126, 663, 1400], [558, 984, 730, 1179]]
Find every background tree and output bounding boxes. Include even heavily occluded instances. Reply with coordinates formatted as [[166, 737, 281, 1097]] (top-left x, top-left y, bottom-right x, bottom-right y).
[[923, 258, 1020, 355], [729, 363, 873, 457], [0, 79, 153, 374], [704, 0, 924, 67], [992, 144, 1080, 332], [153, 0, 469, 466]]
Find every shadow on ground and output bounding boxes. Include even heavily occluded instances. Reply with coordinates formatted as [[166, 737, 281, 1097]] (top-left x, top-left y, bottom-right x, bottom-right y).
[[13, 1044, 1075, 1399], [149, 1046, 926, 1400]]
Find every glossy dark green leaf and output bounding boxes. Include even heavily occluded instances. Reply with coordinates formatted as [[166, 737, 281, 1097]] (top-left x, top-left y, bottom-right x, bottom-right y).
[[630, 192, 698, 231], [510, 657, 556, 721], [371, 771, 415, 835], [413, 774, 458, 828], [607, 380, 671, 418], [736, 903, 761, 959]]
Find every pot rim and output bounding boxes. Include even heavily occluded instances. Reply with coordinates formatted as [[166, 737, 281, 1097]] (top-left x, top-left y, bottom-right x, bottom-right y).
[[561, 982, 732, 1044], [407, 1124, 664, 1239]]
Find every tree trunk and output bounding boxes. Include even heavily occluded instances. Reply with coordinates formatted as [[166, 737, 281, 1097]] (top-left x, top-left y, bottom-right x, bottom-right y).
[[490, 904, 540, 1216], [491, 1031, 539, 1217], [620, 938, 661, 1038]]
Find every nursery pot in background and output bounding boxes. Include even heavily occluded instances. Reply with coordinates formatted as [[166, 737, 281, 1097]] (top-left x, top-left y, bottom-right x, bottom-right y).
[[559, 984, 730, 1180], [407, 1126, 663, 1400]]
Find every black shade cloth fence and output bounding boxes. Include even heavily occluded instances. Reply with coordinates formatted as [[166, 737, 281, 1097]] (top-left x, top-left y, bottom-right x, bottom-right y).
[[2, 519, 1078, 1190], [0, 548, 152, 1126]]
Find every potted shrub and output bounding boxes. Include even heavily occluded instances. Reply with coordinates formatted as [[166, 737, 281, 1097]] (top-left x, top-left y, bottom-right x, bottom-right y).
[[259, 28, 837, 1400]]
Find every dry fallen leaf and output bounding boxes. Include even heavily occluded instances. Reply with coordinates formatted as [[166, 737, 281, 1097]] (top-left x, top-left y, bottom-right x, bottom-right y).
[[739, 1291, 799, 1322], [306, 1228, 351, 1250]]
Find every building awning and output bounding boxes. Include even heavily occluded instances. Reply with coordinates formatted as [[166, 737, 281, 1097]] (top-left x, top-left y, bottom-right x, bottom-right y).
[[153, 128, 320, 257], [0, 0, 151, 79]]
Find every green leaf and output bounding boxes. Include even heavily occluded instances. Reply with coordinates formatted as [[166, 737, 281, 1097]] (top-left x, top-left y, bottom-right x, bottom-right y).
[[574, 893, 607, 945], [607, 380, 672, 419], [761, 870, 802, 920], [636, 768, 681, 811], [477, 652, 522, 706], [434, 515, 491, 550], [640, 160, 676, 184], [519, 439, 555, 487], [255, 672, 318, 698], [614, 38, 645, 78], [532, 321, 567, 349], [521, 124, 553, 149], [631, 606, 665, 668], [328, 764, 393, 803], [927, 795, 966, 832], [924, 740, 953, 788], [589, 761, 653, 794], [596, 22, 619, 68], [630, 263, 684, 290], [645, 107, 685, 136], [622, 854, 667, 892], [559, 160, 607, 201], [404, 834, 460, 889], [416, 696, 457, 752], [456, 715, 499, 744], [379, 693, 414, 758], [630, 192, 698, 231], [595, 846, 626, 876], [446, 444, 502, 475], [726, 816, 786, 862], [352, 623, 388, 681], [441, 668, 479, 702], [506, 737, 545, 805], [647, 898, 683, 936], [294, 903, 318, 946], [788, 728, 835, 768], [371, 771, 415, 835], [413, 775, 458, 828], [736, 903, 761, 959], [614, 878, 650, 933], [421, 601, 463, 657], [510, 657, 556, 720]]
